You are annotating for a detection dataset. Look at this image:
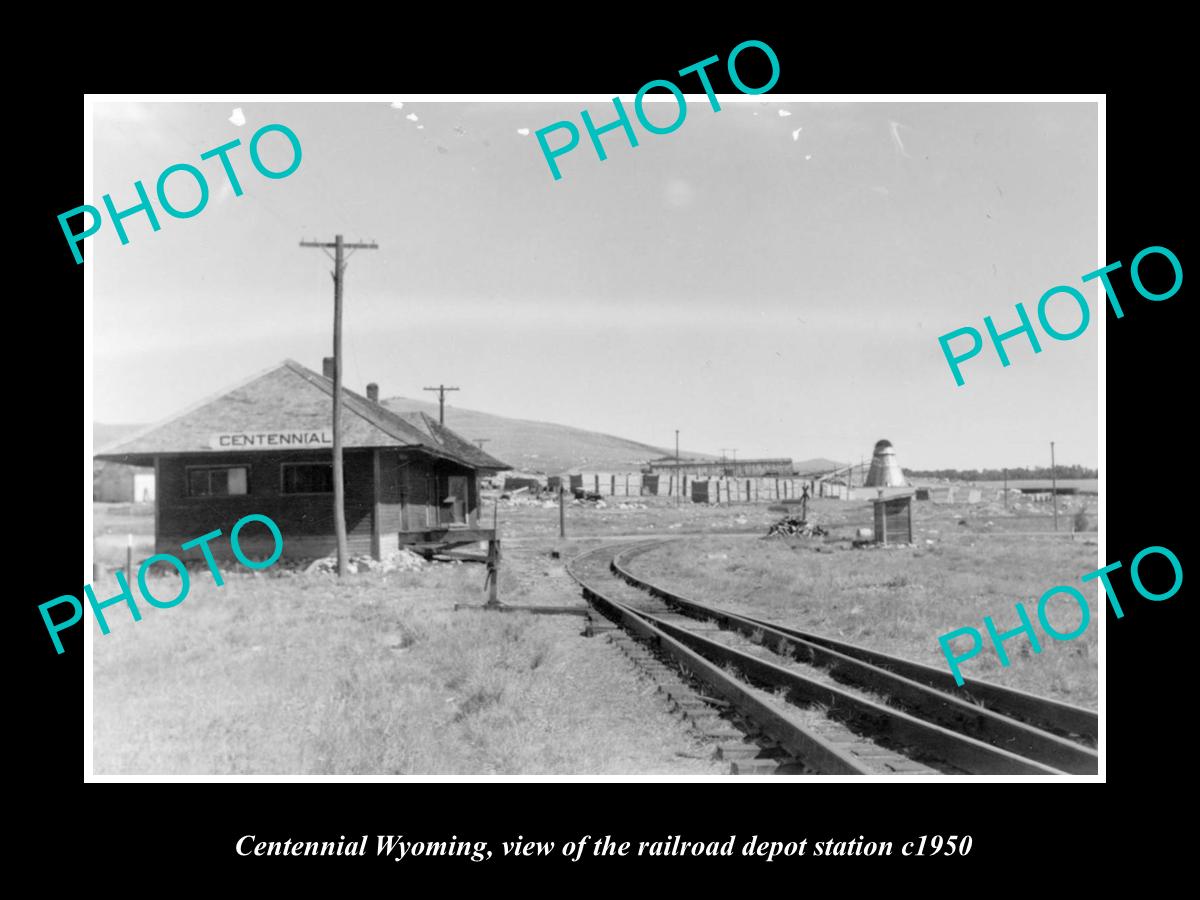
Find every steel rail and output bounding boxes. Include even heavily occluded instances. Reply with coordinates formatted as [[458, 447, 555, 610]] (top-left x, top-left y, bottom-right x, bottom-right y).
[[612, 547, 1095, 774], [570, 545, 873, 774], [570, 544, 1066, 776], [616, 542, 1098, 744]]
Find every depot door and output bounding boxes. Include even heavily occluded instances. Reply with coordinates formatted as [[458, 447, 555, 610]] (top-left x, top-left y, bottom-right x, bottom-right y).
[[440, 475, 468, 527]]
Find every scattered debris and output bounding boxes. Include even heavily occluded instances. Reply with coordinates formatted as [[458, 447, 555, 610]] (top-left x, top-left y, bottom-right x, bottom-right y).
[[766, 516, 828, 538], [499, 494, 545, 508], [854, 540, 915, 551], [305, 548, 427, 575]]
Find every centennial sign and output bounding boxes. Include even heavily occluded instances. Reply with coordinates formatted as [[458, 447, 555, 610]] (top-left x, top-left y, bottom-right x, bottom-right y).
[[209, 430, 333, 449]]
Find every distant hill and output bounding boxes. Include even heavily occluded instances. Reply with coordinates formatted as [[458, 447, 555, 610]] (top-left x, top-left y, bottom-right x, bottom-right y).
[[92, 408, 699, 475], [93, 410, 825, 478], [793, 458, 848, 476], [382, 396, 706, 475]]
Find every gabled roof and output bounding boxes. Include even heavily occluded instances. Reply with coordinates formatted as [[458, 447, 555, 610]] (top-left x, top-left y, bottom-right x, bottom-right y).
[[94, 359, 511, 471], [391, 410, 509, 471]]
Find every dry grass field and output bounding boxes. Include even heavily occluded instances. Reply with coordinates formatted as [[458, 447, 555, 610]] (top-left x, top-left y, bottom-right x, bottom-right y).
[[91, 542, 725, 775], [623, 509, 1099, 709], [91, 490, 1099, 775]]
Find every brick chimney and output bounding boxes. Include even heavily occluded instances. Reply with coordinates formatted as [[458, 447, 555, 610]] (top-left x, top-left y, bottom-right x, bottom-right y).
[[366, 383, 379, 403], [322, 357, 335, 379]]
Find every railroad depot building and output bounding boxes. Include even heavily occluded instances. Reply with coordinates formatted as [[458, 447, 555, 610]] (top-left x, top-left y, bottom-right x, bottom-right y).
[[94, 359, 509, 562]]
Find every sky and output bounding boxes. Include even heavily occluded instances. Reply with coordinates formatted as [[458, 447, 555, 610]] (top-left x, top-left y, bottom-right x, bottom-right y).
[[90, 98, 1099, 470]]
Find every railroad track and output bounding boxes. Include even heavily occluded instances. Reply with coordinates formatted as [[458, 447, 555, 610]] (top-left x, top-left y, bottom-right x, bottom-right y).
[[568, 540, 1098, 776]]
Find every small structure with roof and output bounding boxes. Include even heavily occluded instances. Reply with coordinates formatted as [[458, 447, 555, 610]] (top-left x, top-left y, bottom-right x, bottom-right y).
[[93, 461, 156, 503], [871, 491, 914, 545], [93, 359, 510, 562]]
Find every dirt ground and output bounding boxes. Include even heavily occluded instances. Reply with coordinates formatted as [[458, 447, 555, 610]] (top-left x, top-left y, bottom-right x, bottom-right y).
[[90, 504, 727, 775], [89, 491, 1099, 774]]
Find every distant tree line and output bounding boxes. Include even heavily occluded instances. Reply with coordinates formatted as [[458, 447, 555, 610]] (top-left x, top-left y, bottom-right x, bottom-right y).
[[902, 465, 1098, 481]]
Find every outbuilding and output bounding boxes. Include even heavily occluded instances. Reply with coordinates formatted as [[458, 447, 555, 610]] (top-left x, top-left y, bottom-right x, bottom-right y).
[[93, 461, 156, 503], [93, 359, 510, 563], [871, 492, 915, 545]]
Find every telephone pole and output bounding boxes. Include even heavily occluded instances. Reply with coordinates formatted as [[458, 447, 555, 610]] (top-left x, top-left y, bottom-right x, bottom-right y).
[[424, 384, 460, 424], [675, 429, 680, 507], [1050, 441, 1058, 532], [475, 438, 490, 450], [300, 234, 379, 577], [721, 448, 738, 476]]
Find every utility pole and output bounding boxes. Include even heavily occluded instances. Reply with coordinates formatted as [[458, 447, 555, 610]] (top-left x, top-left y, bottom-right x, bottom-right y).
[[474, 438, 490, 450], [721, 448, 737, 477], [675, 430, 680, 507], [1050, 441, 1058, 532], [300, 234, 379, 578], [1003, 467, 1008, 510], [423, 384, 460, 424]]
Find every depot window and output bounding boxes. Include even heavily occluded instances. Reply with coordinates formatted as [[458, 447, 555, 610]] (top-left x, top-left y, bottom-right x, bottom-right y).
[[281, 462, 335, 494], [187, 466, 249, 497]]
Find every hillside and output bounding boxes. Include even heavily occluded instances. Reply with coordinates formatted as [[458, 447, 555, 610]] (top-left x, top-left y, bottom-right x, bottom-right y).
[[381, 396, 703, 475], [92, 409, 824, 477], [792, 458, 848, 476], [92, 402, 716, 476]]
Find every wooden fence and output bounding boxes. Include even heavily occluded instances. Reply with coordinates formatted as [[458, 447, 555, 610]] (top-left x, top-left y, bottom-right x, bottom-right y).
[[556, 475, 1066, 506], [569, 472, 819, 503]]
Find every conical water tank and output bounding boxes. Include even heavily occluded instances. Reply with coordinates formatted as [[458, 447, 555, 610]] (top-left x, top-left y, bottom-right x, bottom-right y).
[[865, 439, 907, 487]]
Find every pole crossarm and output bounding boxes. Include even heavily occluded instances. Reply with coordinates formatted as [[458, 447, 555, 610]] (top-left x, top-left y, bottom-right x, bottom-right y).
[[300, 241, 380, 249]]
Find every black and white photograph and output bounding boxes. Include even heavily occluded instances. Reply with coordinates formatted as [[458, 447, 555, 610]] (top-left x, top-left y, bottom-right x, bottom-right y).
[[83, 94, 1103, 779]]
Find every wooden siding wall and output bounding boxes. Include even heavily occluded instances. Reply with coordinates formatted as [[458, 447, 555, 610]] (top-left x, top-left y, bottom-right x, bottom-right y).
[[873, 497, 913, 544], [377, 449, 405, 532], [401, 456, 433, 532], [157, 449, 484, 561], [158, 449, 375, 561], [396, 456, 479, 532]]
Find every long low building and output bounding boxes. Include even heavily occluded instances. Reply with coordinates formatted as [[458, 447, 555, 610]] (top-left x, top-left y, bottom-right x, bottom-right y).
[[644, 457, 795, 478], [94, 359, 510, 562]]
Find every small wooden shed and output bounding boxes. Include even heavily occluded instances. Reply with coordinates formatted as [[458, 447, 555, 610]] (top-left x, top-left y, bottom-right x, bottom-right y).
[[872, 493, 914, 545]]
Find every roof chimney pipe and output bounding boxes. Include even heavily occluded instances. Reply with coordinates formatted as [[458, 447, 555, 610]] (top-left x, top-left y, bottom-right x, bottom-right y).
[[322, 357, 335, 379], [366, 383, 379, 403]]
